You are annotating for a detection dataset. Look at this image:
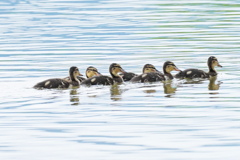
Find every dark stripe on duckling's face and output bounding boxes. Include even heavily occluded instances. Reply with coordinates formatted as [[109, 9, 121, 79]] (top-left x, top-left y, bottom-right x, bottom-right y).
[[86, 66, 102, 78], [143, 64, 157, 73], [163, 61, 181, 73]]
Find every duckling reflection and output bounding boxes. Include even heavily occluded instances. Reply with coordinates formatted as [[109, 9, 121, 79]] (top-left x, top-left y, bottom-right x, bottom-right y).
[[208, 76, 222, 91], [163, 82, 177, 94], [70, 89, 80, 105], [143, 89, 157, 94], [182, 79, 205, 84], [110, 84, 122, 101], [141, 85, 158, 96]]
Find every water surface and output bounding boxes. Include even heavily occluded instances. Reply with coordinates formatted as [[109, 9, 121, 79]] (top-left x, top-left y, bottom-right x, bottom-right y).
[[1, 0, 240, 159]]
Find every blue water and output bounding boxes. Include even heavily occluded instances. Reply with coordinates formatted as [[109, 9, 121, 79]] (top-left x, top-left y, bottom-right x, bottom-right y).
[[1, 0, 240, 159]]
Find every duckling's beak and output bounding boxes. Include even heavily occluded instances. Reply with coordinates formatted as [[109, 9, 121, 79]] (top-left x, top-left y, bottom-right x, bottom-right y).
[[174, 66, 181, 71], [120, 68, 126, 73], [217, 63, 222, 67], [95, 71, 102, 76], [155, 69, 161, 73], [78, 72, 83, 76]]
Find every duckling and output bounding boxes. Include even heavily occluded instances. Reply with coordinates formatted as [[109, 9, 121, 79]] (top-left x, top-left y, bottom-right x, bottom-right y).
[[63, 66, 101, 82], [33, 66, 82, 89], [130, 64, 164, 83], [130, 62, 180, 83], [85, 66, 102, 78], [81, 63, 125, 86], [175, 56, 222, 79]]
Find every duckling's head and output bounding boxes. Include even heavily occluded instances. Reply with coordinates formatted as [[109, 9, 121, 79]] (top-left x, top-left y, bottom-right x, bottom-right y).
[[163, 61, 181, 74], [142, 64, 158, 73], [69, 66, 82, 80], [109, 63, 125, 77], [86, 66, 101, 78], [208, 56, 222, 71]]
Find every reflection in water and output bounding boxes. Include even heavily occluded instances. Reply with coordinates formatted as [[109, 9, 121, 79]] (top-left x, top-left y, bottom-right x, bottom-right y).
[[70, 89, 80, 105], [208, 76, 222, 96], [142, 84, 158, 96], [141, 82, 177, 96], [140, 82, 177, 96], [143, 89, 157, 94], [163, 82, 177, 98], [183, 79, 205, 84], [163, 82, 177, 94], [208, 76, 222, 91], [110, 84, 122, 101]]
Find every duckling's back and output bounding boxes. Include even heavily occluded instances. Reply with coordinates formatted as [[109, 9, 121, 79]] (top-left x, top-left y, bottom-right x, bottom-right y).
[[121, 72, 137, 81], [63, 76, 86, 82], [131, 72, 165, 83], [175, 69, 209, 79], [81, 76, 114, 86], [33, 78, 70, 89]]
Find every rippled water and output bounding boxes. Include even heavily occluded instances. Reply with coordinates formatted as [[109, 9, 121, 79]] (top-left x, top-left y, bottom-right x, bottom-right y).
[[1, 0, 240, 159]]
